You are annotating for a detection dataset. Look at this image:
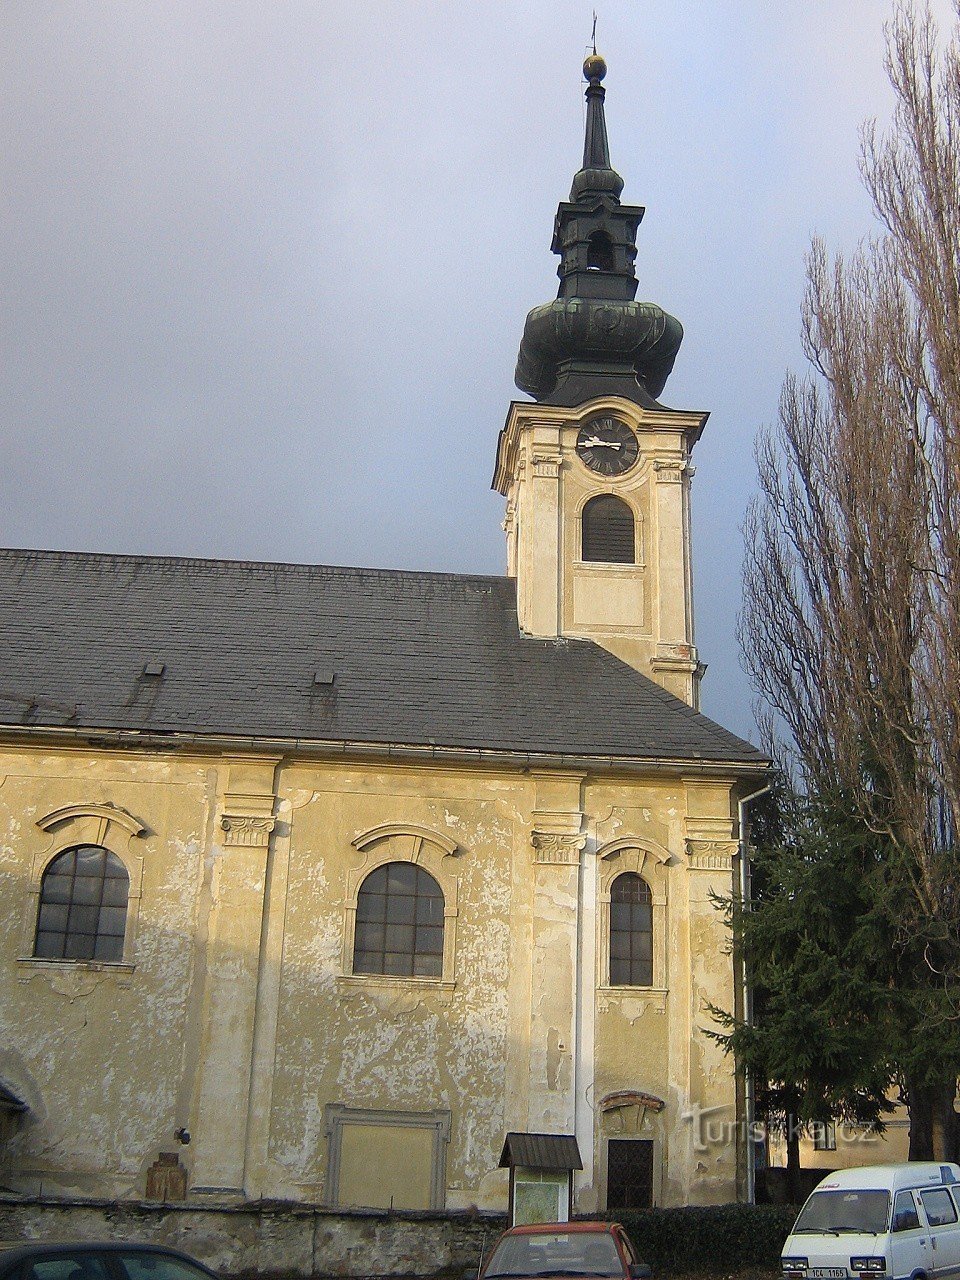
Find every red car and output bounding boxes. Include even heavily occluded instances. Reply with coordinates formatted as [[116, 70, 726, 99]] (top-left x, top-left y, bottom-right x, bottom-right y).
[[476, 1221, 652, 1280]]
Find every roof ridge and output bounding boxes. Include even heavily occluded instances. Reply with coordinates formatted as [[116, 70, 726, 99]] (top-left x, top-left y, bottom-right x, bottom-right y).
[[0, 546, 511, 586]]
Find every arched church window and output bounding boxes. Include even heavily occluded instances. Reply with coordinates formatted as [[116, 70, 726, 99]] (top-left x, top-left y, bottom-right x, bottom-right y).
[[609, 872, 653, 986], [353, 862, 444, 978], [587, 230, 615, 271], [582, 495, 635, 564], [34, 845, 129, 962]]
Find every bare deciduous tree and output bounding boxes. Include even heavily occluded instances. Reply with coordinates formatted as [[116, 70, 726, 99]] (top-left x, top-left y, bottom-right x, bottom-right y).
[[741, 1, 960, 1159]]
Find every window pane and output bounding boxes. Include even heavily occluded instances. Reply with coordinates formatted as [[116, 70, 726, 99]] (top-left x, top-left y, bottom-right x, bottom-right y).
[[417, 926, 443, 955], [64, 932, 96, 960], [356, 892, 387, 923], [42, 874, 73, 904], [75, 845, 106, 872], [921, 1189, 958, 1226], [607, 1139, 653, 1209], [353, 951, 380, 974], [35, 931, 65, 958], [363, 865, 390, 894], [94, 933, 124, 962], [104, 855, 129, 880], [354, 921, 384, 952], [633, 933, 652, 961], [630, 903, 652, 929], [383, 951, 412, 976], [38, 903, 69, 933], [384, 924, 415, 953], [387, 862, 418, 894], [98, 906, 127, 937], [610, 902, 632, 930], [116, 1251, 214, 1280], [28, 1253, 112, 1280], [70, 875, 101, 905], [610, 931, 631, 959], [101, 878, 129, 906], [69, 904, 100, 934], [609, 957, 631, 986], [413, 951, 442, 978], [416, 895, 443, 924], [391, 894, 416, 924]]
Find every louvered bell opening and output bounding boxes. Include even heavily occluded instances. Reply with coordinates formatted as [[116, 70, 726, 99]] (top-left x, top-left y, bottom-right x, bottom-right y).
[[582, 495, 635, 564]]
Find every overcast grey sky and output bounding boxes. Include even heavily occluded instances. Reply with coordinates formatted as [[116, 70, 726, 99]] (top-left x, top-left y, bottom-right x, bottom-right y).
[[3, 1, 954, 740]]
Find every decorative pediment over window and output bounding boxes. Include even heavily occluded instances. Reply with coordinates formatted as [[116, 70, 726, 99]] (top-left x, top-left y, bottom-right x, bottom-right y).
[[37, 802, 146, 840], [351, 823, 459, 859], [597, 835, 671, 868], [599, 1090, 666, 1135]]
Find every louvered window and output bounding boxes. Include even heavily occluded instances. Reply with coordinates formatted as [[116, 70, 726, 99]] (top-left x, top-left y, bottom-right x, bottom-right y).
[[34, 845, 129, 961], [582, 495, 635, 563], [609, 871, 652, 986]]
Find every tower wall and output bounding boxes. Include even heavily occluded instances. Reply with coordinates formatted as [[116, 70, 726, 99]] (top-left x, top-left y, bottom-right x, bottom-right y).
[[495, 395, 706, 706]]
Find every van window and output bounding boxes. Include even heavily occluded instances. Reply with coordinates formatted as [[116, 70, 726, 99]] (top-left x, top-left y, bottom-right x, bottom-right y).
[[920, 1188, 958, 1227], [792, 1190, 890, 1234], [892, 1190, 921, 1232]]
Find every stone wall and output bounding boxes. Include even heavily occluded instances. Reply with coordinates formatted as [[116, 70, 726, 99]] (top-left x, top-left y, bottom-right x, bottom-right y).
[[0, 1195, 506, 1278]]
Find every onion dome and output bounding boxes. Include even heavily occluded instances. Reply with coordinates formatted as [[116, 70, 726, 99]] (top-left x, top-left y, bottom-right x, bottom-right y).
[[514, 54, 683, 407]]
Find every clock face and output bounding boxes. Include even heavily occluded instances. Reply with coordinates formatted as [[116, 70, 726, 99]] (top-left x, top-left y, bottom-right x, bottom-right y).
[[575, 416, 639, 476]]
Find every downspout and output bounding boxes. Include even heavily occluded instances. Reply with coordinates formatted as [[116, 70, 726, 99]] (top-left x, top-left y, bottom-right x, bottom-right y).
[[738, 783, 770, 1205]]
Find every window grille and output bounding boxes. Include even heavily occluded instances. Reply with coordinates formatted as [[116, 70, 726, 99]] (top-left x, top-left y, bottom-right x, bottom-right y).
[[607, 1139, 653, 1209], [34, 844, 129, 961], [609, 872, 652, 986], [353, 862, 444, 978]]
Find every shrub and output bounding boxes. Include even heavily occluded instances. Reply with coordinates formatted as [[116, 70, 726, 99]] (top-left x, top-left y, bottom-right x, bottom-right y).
[[591, 1203, 799, 1274]]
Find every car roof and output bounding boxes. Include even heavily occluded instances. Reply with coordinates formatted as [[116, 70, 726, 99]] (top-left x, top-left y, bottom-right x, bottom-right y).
[[813, 1164, 960, 1194], [0, 1243, 216, 1274], [504, 1222, 622, 1235]]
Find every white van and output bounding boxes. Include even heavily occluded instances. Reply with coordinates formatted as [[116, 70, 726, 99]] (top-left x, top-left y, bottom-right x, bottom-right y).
[[781, 1163, 960, 1280]]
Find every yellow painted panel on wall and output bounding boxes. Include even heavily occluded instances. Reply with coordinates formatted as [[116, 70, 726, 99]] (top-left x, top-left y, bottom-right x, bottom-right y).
[[571, 569, 646, 632], [337, 1123, 434, 1210]]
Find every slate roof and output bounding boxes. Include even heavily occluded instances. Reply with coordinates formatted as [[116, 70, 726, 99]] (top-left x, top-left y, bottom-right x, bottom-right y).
[[0, 549, 764, 767]]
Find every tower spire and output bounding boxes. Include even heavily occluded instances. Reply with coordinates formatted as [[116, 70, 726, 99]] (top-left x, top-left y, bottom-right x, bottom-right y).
[[514, 51, 683, 407], [578, 52, 616, 183]]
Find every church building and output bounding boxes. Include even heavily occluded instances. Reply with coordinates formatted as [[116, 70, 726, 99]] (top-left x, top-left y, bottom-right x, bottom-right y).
[[0, 54, 766, 1217]]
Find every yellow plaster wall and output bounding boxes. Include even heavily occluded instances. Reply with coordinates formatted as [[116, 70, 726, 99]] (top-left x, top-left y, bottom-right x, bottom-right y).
[[0, 742, 744, 1210], [0, 748, 214, 1197]]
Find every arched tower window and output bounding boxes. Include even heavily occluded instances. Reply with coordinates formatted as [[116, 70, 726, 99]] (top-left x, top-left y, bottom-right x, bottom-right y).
[[353, 862, 445, 978], [609, 872, 652, 986], [34, 845, 129, 962], [582, 495, 635, 564], [587, 230, 615, 271]]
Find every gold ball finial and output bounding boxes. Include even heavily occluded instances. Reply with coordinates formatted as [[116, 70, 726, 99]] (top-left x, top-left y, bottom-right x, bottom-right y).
[[583, 52, 607, 82]]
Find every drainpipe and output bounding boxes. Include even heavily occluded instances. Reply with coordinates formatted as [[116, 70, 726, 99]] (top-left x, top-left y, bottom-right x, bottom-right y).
[[738, 783, 770, 1205]]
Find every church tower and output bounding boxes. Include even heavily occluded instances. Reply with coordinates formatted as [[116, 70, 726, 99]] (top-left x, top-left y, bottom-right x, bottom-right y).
[[493, 53, 706, 707]]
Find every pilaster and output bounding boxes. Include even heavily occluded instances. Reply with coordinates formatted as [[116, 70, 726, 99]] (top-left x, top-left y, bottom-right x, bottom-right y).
[[527, 772, 585, 1135], [681, 778, 739, 1203], [189, 755, 280, 1196], [519, 424, 564, 638]]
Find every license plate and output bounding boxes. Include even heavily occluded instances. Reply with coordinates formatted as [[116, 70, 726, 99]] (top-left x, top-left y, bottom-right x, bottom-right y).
[[811, 1270, 846, 1277]]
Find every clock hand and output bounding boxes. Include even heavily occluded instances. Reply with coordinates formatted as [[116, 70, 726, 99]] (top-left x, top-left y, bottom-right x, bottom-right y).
[[582, 437, 622, 449]]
